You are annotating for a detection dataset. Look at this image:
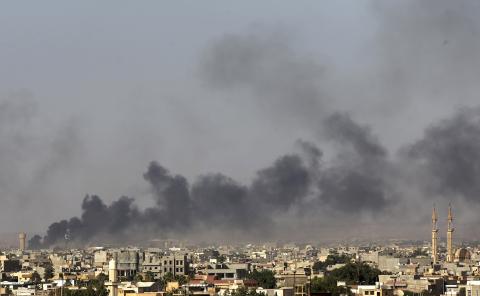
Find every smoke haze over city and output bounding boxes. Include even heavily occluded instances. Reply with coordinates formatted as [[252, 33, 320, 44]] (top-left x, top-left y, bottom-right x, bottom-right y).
[[2, 1, 480, 247]]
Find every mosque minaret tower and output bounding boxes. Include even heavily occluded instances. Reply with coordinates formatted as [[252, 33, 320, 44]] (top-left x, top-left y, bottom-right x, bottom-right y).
[[447, 204, 454, 263], [431, 206, 438, 264]]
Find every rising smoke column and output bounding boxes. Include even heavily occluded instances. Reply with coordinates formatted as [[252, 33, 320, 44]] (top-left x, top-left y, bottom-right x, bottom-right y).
[[407, 107, 480, 201], [37, 195, 140, 247], [32, 112, 401, 247], [29, 3, 480, 246], [143, 162, 192, 230], [191, 173, 252, 229], [37, 106, 480, 246], [30, 27, 405, 247], [317, 112, 393, 213]]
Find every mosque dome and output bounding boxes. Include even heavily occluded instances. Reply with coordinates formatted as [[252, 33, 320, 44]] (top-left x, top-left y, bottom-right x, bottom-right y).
[[454, 248, 471, 262]]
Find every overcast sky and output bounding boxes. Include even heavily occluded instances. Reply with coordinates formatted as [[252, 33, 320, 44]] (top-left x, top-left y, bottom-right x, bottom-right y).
[[2, 1, 480, 243]]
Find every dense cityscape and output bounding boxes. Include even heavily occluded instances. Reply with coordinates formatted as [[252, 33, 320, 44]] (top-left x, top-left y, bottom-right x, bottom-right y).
[[2, 2, 480, 296], [0, 206, 477, 296]]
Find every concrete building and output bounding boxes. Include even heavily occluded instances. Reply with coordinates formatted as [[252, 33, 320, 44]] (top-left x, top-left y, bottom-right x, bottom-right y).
[[1, 255, 21, 272], [160, 254, 188, 277], [356, 284, 394, 296], [278, 273, 309, 296], [205, 263, 249, 280], [377, 256, 408, 273], [256, 287, 294, 296], [141, 252, 162, 279], [115, 250, 140, 279], [94, 250, 108, 268], [465, 281, 480, 296], [140, 252, 188, 279]]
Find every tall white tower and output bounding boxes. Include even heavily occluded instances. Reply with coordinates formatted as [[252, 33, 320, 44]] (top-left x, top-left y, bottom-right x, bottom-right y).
[[447, 204, 454, 263], [106, 259, 118, 296], [18, 233, 26, 251], [431, 206, 438, 264]]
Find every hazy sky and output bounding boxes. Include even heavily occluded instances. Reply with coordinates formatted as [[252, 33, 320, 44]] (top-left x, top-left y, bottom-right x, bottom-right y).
[[2, 1, 480, 243]]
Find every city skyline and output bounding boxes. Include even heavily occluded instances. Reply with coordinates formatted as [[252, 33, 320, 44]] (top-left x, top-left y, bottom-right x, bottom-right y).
[[2, 2, 480, 296]]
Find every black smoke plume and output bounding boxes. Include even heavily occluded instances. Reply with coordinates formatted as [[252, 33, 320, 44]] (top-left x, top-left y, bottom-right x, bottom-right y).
[[31, 106, 480, 247], [27, 2, 480, 245], [31, 109, 404, 248], [407, 108, 480, 201]]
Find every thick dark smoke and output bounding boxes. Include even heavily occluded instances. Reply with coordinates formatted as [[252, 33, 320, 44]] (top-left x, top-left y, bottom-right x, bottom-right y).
[[324, 112, 386, 160], [319, 113, 392, 213], [26, 1, 480, 245], [39, 195, 139, 247], [407, 108, 480, 201], [191, 174, 251, 229], [143, 163, 192, 229], [32, 111, 401, 247], [251, 155, 311, 211], [200, 26, 329, 128]]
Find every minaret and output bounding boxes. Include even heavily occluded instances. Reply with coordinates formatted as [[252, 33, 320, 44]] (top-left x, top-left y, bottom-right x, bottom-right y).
[[105, 259, 118, 296], [447, 204, 454, 263], [18, 233, 26, 251], [431, 206, 438, 264]]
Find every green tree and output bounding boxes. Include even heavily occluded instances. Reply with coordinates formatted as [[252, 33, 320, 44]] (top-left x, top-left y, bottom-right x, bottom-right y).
[[218, 255, 227, 263], [313, 254, 352, 272], [134, 274, 143, 282], [230, 287, 266, 296], [247, 270, 276, 289], [96, 273, 108, 283], [145, 271, 155, 282], [90, 273, 108, 296], [162, 272, 188, 286], [44, 264, 55, 281], [311, 276, 349, 296], [85, 285, 96, 296], [31, 271, 42, 283], [175, 275, 188, 286], [310, 262, 380, 296], [163, 272, 174, 282], [155, 278, 167, 291], [328, 262, 380, 285]]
